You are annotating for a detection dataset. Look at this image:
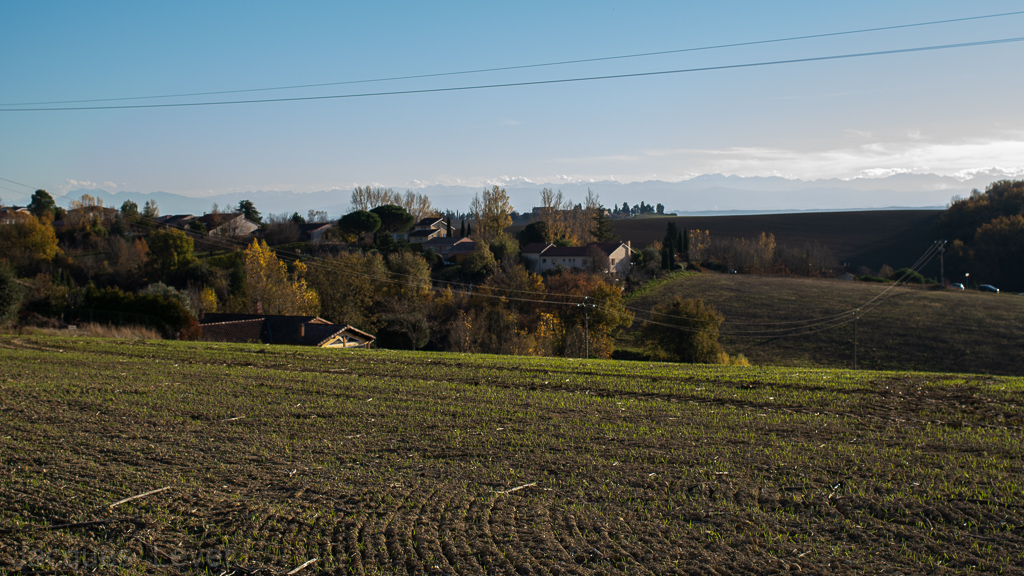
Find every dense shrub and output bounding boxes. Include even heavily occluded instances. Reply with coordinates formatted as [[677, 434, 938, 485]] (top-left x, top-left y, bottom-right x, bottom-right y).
[[857, 275, 891, 283], [0, 262, 23, 328], [891, 268, 928, 284], [639, 296, 725, 364], [78, 285, 200, 339]]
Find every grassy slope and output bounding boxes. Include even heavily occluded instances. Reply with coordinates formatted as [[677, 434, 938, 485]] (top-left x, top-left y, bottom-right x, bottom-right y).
[[623, 274, 1024, 375], [1, 336, 1023, 574]]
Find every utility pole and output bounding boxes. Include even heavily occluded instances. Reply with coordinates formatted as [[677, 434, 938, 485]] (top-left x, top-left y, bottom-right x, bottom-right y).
[[935, 240, 947, 286], [853, 308, 859, 370], [577, 296, 596, 358]]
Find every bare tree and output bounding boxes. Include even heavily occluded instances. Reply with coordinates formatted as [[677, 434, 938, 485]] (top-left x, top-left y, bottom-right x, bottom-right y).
[[469, 186, 513, 244], [262, 213, 302, 245], [351, 186, 435, 221]]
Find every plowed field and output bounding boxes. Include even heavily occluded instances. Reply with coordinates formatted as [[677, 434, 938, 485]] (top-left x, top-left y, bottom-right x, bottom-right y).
[[2, 336, 1023, 574]]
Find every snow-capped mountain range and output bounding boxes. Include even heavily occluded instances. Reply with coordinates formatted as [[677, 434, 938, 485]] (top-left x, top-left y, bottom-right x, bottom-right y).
[[52, 170, 1022, 218]]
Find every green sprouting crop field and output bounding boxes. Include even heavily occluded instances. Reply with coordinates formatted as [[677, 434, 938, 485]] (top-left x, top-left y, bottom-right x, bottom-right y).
[[2, 335, 1023, 575]]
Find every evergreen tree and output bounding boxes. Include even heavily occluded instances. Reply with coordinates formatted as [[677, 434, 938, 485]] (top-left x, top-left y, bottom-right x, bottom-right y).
[[142, 199, 160, 218], [338, 210, 381, 240], [664, 221, 678, 249], [460, 219, 466, 238], [120, 200, 140, 220], [591, 206, 617, 242], [369, 204, 414, 234], [237, 199, 261, 224], [27, 189, 57, 220]]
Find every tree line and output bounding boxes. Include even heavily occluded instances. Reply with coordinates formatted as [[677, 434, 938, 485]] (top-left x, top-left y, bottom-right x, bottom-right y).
[[936, 179, 1024, 291], [0, 185, 753, 363]]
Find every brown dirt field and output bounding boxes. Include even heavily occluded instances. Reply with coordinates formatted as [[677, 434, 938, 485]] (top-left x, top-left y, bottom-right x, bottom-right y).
[[1, 336, 1023, 575], [611, 210, 943, 272]]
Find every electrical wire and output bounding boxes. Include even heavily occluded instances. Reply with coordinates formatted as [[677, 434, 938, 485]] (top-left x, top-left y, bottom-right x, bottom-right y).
[[0, 176, 38, 190], [5, 10, 1022, 108], [625, 242, 942, 339], [4, 36, 1024, 112], [620, 240, 940, 329]]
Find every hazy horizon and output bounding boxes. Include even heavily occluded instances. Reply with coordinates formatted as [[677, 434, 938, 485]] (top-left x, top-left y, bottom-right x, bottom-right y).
[[35, 169, 1013, 219]]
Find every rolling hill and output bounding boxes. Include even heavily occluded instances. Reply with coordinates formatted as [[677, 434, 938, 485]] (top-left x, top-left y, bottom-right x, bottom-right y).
[[622, 273, 1024, 375]]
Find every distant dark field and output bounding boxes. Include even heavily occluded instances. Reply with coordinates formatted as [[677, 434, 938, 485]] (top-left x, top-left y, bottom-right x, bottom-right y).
[[611, 210, 943, 273]]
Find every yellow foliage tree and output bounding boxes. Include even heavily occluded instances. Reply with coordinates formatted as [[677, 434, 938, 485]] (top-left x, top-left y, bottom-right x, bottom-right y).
[[535, 188, 601, 246], [688, 229, 710, 263], [470, 186, 513, 244], [544, 271, 633, 358], [0, 212, 60, 268], [199, 286, 219, 314], [242, 239, 320, 315]]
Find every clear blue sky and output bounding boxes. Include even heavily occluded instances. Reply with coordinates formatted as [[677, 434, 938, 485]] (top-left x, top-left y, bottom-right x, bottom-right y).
[[2, 1, 1023, 209]]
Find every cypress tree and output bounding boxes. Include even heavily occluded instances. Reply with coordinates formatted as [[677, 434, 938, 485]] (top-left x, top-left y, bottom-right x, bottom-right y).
[[664, 221, 677, 248], [460, 219, 466, 238]]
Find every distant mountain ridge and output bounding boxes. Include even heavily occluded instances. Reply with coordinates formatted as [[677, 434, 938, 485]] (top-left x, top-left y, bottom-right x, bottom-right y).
[[55, 170, 1019, 218]]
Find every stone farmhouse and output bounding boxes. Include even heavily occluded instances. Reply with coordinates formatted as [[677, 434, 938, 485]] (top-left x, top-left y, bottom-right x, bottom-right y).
[[421, 236, 476, 263], [521, 241, 633, 277], [393, 217, 448, 244], [195, 212, 260, 238]]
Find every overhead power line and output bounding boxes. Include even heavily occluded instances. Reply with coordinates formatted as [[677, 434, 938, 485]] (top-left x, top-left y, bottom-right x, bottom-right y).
[[622, 241, 943, 339], [0, 176, 38, 190], [3, 36, 1024, 112], [4, 9, 1022, 108]]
